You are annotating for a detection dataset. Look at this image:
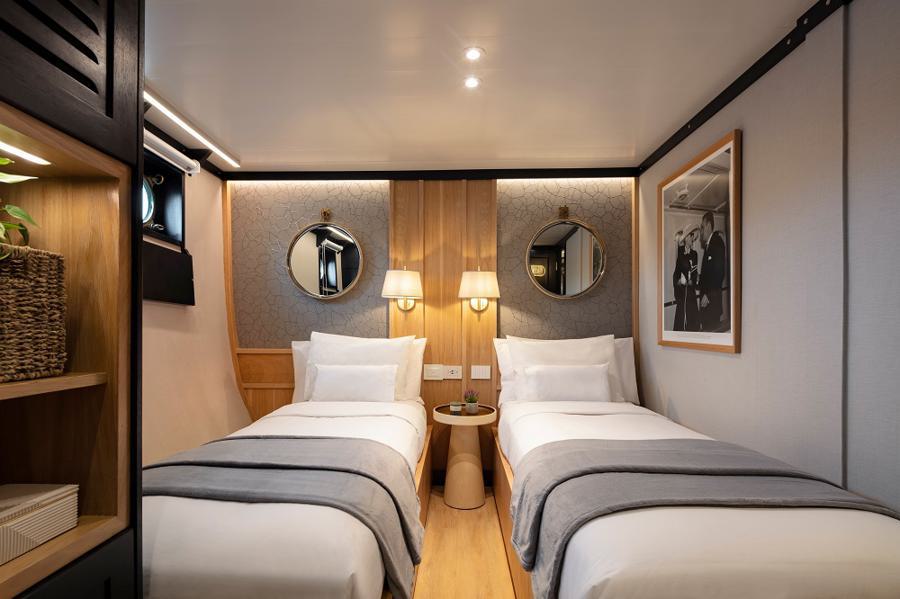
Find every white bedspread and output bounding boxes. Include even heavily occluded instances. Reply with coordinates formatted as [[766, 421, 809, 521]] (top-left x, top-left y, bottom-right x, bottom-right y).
[[499, 401, 900, 599], [143, 400, 426, 599]]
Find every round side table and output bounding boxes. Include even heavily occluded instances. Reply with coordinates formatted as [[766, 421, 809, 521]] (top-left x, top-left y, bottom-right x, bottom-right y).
[[432, 404, 497, 509]]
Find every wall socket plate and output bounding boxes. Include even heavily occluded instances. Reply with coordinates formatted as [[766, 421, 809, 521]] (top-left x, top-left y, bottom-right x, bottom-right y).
[[444, 365, 463, 380], [471, 365, 492, 380], [424, 364, 444, 381]]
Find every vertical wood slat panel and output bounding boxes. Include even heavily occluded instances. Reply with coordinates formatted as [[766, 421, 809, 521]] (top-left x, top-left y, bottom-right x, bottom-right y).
[[390, 179, 498, 471], [388, 181, 425, 338], [464, 180, 499, 466]]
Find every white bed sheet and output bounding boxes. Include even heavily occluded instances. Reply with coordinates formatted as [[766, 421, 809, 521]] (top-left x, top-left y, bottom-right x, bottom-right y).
[[143, 400, 426, 599], [499, 401, 900, 599]]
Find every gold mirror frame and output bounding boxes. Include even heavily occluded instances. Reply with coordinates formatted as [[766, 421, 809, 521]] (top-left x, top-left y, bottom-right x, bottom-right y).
[[286, 221, 365, 301], [525, 218, 608, 300]]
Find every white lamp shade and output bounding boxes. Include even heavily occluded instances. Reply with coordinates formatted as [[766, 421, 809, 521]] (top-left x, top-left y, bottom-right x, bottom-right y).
[[458, 271, 500, 299], [382, 270, 423, 299]]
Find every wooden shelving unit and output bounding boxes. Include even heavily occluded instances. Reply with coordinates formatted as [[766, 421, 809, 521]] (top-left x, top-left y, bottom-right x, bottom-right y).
[[0, 101, 131, 596], [0, 373, 108, 402]]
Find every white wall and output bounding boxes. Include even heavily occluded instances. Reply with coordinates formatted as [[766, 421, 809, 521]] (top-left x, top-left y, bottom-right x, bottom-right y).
[[639, 10, 845, 482], [142, 169, 250, 465], [846, 0, 900, 509]]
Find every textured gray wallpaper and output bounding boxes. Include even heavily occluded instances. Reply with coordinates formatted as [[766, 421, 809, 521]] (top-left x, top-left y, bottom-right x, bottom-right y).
[[497, 178, 633, 339], [230, 180, 389, 347]]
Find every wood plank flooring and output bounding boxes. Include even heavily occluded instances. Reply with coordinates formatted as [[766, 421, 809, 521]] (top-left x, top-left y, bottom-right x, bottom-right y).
[[414, 488, 515, 599]]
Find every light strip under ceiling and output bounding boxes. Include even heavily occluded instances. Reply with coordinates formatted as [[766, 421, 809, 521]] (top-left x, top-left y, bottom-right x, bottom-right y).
[[143, 90, 241, 169], [0, 140, 51, 165]]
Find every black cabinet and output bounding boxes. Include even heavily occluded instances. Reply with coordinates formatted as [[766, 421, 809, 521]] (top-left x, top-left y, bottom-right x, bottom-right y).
[[0, 0, 142, 164], [20, 532, 136, 599]]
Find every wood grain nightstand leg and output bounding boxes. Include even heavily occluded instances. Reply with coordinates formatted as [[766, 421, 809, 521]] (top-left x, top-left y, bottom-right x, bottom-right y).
[[444, 425, 485, 509]]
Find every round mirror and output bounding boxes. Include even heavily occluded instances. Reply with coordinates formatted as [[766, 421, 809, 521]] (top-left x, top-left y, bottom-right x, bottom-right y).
[[526, 219, 607, 299], [287, 222, 364, 300]]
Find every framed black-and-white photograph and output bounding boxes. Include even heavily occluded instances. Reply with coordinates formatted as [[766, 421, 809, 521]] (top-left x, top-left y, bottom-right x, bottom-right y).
[[658, 130, 741, 353]]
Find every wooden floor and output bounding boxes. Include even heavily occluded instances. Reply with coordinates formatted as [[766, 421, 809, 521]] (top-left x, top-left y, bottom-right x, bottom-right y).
[[414, 488, 515, 599]]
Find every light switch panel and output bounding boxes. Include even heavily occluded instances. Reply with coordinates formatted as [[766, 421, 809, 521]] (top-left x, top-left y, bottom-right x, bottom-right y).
[[444, 365, 463, 380], [471, 365, 492, 380], [424, 364, 444, 381]]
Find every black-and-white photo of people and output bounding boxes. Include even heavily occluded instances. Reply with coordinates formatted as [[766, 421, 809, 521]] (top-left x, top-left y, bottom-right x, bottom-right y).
[[698, 210, 727, 332], [672, 228, 700, 331]]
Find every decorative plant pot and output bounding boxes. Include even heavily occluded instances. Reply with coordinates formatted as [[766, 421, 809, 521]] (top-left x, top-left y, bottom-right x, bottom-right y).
[[0, 244, 67, 383], [465, 402, 479, 415], [449, 402, 463, 414]]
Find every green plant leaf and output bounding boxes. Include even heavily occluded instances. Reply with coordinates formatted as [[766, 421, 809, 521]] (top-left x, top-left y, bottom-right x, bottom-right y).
[[0, 157, 12, 165], [0, 221, 6, 241], [3, 221, 28, 245], [4, 204, 37, 227]]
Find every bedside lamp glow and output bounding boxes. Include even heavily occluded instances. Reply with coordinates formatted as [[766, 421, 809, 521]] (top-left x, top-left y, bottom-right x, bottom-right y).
[[458, 270, 500, 312], [382, 268, 423, 311]]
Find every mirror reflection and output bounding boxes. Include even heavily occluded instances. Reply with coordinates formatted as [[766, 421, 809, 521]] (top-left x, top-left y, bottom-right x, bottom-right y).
[[287, 223, 363, 299], [527, 220, 606, 298]]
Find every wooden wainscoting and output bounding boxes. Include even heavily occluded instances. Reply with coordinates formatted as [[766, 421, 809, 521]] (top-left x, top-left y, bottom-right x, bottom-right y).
[[389, 180, 498, 471], [234, 348, 294, 420]]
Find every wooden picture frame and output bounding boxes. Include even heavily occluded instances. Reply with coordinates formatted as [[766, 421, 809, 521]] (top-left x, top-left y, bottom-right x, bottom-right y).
[[657, 130, 741, 353]]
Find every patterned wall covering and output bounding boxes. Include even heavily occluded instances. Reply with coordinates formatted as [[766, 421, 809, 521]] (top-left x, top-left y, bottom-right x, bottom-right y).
[[230, 180, 390, 347], [497, 178, 633, 339]]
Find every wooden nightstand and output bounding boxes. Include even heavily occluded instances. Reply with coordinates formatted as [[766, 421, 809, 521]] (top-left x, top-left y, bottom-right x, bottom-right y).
[[432, 404, 497, 509]]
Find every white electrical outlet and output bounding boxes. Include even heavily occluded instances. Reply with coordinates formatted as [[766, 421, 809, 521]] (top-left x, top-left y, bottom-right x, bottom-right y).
[[471, 365, 492, 380], [444, 365, 463, 380], [424, 364, 444, 381]]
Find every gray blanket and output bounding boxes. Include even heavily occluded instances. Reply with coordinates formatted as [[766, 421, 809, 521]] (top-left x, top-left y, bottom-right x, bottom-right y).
[[510, 438, 900, 599], [143, 436, 424, 599]]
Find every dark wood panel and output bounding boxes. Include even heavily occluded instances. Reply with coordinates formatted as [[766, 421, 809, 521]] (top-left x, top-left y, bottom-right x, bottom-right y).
[[0, 0, 141, 164]]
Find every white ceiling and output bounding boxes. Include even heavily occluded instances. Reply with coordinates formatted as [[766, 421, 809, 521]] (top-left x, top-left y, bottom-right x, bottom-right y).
[[145, 0, 809, 172]]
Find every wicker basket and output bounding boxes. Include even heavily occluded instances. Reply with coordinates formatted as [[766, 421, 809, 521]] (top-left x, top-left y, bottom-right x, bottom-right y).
[[0, 243, 66, 383]]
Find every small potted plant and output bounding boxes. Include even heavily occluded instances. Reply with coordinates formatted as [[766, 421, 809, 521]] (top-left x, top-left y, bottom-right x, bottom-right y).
[[464, 389, 479, 414]]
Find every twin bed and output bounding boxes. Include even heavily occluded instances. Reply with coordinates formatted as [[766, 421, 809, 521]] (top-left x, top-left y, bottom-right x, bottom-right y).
[[143, 332, 900, 599], [493, 336, 900, 599]]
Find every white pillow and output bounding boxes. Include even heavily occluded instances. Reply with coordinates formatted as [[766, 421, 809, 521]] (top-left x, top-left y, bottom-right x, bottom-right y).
[[493, 339, 518, 405], [290, 340, 311, 403], [404, 338, 427, 400], [518, 364, 612, 403], [309, 364, 398, 402], [614, 337, 640, 405], [305, 332, 414, 400], [507, 334, 625, 402]]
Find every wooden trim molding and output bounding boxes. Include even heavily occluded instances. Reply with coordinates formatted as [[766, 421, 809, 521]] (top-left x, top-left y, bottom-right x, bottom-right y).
[[492, 428, 533, 599], [631, 176, 643, 404]]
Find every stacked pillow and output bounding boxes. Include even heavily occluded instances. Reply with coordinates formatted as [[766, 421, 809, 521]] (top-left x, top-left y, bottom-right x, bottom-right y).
[[494, 335, 640, 405], [290, 332, 427, 403]]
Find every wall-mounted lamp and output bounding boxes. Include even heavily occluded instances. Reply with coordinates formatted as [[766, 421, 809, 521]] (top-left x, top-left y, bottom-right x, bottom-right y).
[[458, 270, 500, 312], [382, 268, 423, 311]]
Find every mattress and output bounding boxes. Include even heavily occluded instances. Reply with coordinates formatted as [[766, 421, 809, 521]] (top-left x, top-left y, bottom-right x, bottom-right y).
[[143, 400, 426, 599], [499, 401, 900, 599]]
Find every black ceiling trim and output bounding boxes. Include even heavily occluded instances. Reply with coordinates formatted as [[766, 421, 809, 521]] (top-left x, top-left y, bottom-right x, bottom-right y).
[[223, 166, 639, 181], [143, 120, 224, 178], [638, 0, 850, 173]]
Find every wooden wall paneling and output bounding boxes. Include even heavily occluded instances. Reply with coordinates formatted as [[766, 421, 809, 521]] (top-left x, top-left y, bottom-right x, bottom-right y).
[[0, 177, 129, 518], [388, 180, 425, 338], [422, 180, 467, 469], [236, 349, 294, 420], [464, 179, 499, 468]]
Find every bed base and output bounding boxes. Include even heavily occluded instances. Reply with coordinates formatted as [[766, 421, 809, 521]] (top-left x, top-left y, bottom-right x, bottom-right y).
[[384, 425, 433, 599], [492, 428, 534, 599]]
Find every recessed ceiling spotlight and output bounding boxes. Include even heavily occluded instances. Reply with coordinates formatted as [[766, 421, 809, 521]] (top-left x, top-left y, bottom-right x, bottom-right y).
[[464, 47, 484, 61], [464, 76, 481, 89]]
